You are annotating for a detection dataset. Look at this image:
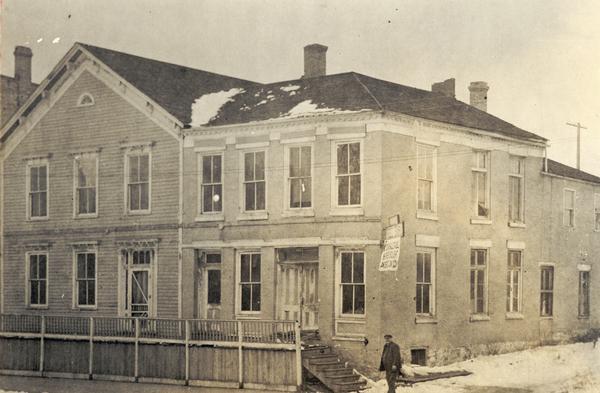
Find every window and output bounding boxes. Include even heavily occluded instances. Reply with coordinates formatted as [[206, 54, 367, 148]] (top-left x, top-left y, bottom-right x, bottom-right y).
[[243, 151, 266, 211], [200, 154, 223, 213], [288, 146, 312, 208], [206, 253, 221, 305], [28, 162, 48, 219], [417, 144, 436, 212], [77, 93, 95, 107], [416, 249, 435, 315], [126, 151, 150, 212], [336, 142, 361, 206], [472, 151, 490, 218], [540, 266, 554, 317], [563, 189, 575, 227], [340, 251, 365, 315], [28, 253, 47, 306], [594, 194, 600, 231], [506, 250, 522, 313], [411, 349, 427, 366], [74, 154, 97, 216], [239, 253, 261, 312], [75, 251, 96, 307], [579, 271, 590, 318], [470, 249, 488, 314], [508, 156, 525, 223]]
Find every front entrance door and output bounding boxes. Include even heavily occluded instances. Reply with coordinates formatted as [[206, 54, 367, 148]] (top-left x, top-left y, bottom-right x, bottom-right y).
[[276, 248, 319, 330], [129, 269, 150, 318], [121, 248, 154, 318]]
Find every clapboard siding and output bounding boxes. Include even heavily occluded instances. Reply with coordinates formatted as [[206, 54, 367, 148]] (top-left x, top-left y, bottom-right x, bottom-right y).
[[2, 69, 180, 317]]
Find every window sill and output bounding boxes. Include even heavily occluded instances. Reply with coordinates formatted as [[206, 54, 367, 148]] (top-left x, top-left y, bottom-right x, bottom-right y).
[[237, 211, 269, 221], [332, 335, 365, 342], [329, 207, 364, 216], [282, 209, 315, 218], [416, 211, 438, 221], [28, 305, 48, 310], [195, 214, 224, 222], [28, 217, 49, 222], [505, 312, 524, 320], [74, 214, 98, 220], [337, 315, 366, 323], [540, 316, 554, 320], [415, 316, 438, 324], [469, 314, 491, 322], [470, 218, 492, 225], [76, 305, 98, 311], [235, 314, 261, 320], [126, 210, 151, 216], [508, 221, 526, 228], [578, 315, 590, 320]]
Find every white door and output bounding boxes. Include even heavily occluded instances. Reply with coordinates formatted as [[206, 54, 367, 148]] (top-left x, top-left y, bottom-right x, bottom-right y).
[[196, 251, 222, 319], [277, 262, 318, 330]]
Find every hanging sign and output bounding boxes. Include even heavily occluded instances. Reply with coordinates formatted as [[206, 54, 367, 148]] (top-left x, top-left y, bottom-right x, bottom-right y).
[[379, 224, 403, 271]]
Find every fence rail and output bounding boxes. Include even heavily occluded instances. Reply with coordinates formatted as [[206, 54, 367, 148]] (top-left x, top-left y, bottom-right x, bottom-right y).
[[0, 314, 302, 391]]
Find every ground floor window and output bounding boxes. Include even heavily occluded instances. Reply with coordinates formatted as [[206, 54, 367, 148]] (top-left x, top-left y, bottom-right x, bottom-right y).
[[470, 249, 488, 315], [339, 250, 365, 316], [540, 266, 554, 317], [239, 252, 261, 313], [75, 251, 96, 307], [416, 249, 435, 315], [27, 253, 48, 306], [506, 250, 522, 313], [579, 270, 590, 318]]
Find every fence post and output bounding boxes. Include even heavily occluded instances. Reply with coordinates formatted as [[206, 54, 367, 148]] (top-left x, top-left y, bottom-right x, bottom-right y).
[[237, 320, 243, 389], [88, 317, 94, 379], [295, 320, 302, 389], [184, 320, 190, 385], [39, 315, 45, 375], [134, 318, 140, 382]]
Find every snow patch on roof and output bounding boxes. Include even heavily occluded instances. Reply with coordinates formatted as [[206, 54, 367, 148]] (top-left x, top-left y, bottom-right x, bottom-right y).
[[190, 88, 244, 126], [283, 100, 368, 119], [280, 85, 301, 92]]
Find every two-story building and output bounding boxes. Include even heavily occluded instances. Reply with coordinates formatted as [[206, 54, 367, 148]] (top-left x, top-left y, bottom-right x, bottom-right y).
[[1, 42, 598, 373]]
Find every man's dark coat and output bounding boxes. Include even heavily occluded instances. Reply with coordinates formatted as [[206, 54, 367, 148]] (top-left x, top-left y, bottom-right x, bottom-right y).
[[379, 341, 402, 372]]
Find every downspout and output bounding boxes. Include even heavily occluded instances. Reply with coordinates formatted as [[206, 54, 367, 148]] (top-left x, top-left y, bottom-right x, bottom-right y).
[[178, 131, 184, 319]]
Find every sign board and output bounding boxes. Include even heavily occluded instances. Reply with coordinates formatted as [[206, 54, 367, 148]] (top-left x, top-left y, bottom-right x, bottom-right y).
[[379, 224, 403, 271]]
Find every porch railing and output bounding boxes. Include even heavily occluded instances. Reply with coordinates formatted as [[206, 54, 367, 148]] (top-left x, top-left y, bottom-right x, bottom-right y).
[[0, 314, 302, 390]]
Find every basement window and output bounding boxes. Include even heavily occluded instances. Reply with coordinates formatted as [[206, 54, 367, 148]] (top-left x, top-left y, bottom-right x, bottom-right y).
[[411, 348, 427, 366]]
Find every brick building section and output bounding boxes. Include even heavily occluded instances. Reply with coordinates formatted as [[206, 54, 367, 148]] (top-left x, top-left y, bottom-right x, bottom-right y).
[[1, 46, 38, 126]]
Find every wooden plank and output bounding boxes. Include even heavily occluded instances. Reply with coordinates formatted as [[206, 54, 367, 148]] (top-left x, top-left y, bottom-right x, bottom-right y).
[[44, 339, 89, 374], [0, 337, 39, 371]]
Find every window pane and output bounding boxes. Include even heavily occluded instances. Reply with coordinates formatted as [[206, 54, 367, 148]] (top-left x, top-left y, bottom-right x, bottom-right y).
[[350, 175, 361, 205], [38, 255, 47, 278], [342, 285, 353, 314], [255, 152, 265, 181], [418, 180, 432, 210], [241, 285, 251, 311], [245, 183, 255, 210], [30, 281, 39, 304], [129, 185, 140, 211], [77, 254, 86, 279], [354, 284, 365, 314], [202, 156, 212, 183], [240, 255, 250, 282], [139, 155, 149, 182], [256, 181, 265, 210], [87, 254, 95, 278], [353, 253, 364, 283], [203, 185, 213, 212], [289, 147, 300, 178], [129, 156, 139, 182], [30, 167, 38, 191], [140, 183, 149, 210], [341, 253, 352, 283], [29, 255, 38, 279], [251, 254, 261, 282], [39, 192, 47, 217], [470, 270, 475, 301], [206, 254, 221, 264], [302, 179, 312, 207], [78, 281, 87, 305], [213, 185, 222, 211], [208, 270, 221, 304], [337, 144, 349, 174], [349, 143, 360, 173], [39, 281, 46, 305], [244, 153, 254, 181], [422, 284, 430, 314], [212, 155, 222, 183], [38, 166, 47, 191], [301, 146, 311, 177], [338, 176, 349, 205], [87, 281, 95, 305], [251, 284, 261, 311], [290, 179, 301, 208], [416, 254, 423, 282], [424, 256, 431, 282]]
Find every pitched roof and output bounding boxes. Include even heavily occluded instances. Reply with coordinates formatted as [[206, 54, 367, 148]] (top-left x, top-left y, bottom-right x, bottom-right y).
[[202, 72, 546, 143], [546, 159, 600, 184], [80, 43, 259, 125]]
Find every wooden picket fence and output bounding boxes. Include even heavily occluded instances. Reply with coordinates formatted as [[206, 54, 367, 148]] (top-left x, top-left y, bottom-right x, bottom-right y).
[[0, 314, 301, 392]]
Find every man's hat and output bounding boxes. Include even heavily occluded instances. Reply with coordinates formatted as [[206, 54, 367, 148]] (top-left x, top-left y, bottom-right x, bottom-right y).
[[384, 334, 393, 339]]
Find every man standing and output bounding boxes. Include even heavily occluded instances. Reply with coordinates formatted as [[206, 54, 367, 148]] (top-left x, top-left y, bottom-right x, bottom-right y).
[[379, 334, 402, 393]]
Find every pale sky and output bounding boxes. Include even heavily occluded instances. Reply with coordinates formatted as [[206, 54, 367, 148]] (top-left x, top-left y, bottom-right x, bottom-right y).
[[1, 0, 599, 175]]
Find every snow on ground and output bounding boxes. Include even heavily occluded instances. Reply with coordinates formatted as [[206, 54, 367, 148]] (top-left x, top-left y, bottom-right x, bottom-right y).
[[363, 342, 600, 393], [190, 87, 244, 126]]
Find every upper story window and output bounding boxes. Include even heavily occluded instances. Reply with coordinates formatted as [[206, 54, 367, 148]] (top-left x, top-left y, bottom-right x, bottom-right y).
[[472, 151, 490, 219], [470, 249, 488, 315], [508, 156, 525, 223], [416, 248, 436, 316], [74, 154, 98, 217], [336, 142, 361, 206], [200, 153, 223, 214], [288, 145, 312, 209], [243, 151, 266, 211], [563, 189, 575, 227], [594, 193, 600, 231], [77, 93, 95, 107], [27, 160, 49, 220], [126, 150, 151, 213], [417, 144, 436, 214], [27, 252, 48, 307]]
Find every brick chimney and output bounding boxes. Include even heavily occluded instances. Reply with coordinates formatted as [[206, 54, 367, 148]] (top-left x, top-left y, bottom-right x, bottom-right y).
[[303, 44, 328, 78], [468, 81, 489, 112], [431, 78, 455, 98], [14, 46, 33, 88]]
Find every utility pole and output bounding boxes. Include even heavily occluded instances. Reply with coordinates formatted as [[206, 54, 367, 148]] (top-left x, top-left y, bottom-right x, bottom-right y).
[[566, 122, 587, 170]]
